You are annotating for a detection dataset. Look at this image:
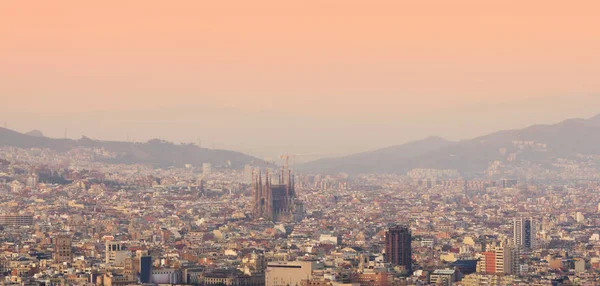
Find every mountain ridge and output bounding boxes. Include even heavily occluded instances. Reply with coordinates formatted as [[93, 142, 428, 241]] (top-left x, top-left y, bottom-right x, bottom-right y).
[[298, 113, 600, 175], [298, 136, 455, 174], [0, 127, 263, 169]]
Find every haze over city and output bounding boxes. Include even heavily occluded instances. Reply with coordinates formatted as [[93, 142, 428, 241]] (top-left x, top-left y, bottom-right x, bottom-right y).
[[2, 1, 600, 159], [4, 1, 600, 286]]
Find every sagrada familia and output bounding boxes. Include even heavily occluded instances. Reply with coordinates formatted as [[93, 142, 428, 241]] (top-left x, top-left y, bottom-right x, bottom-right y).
[[251, 167, 303, 222]]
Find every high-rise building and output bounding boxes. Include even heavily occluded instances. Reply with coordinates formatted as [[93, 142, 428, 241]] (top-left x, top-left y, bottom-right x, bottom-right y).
[[511, 246, 521, 276], [513, 217, 535, 249], [477, 245, 515, 275], [494, 246, 512, 275], [54, 235, 72, 263], [139, 256, 152, 284], [384, 225, 412, 272]]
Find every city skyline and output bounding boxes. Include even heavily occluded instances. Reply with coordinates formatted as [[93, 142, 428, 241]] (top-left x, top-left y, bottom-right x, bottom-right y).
[[3, 1, 600, 285]]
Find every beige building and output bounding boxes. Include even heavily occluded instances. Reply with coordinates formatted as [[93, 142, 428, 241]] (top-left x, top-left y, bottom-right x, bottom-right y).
[[494, 246, 512, 275], [459, 273, 517, 286], [97, 273, 136, 286], [266, 261, 319, 286], [54, 235, 72, 263], [429, 269, 456, 286], [105, 241, 128, 265], [203, 269, 264, 286]]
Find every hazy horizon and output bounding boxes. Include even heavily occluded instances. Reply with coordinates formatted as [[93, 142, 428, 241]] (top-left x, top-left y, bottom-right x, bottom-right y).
[[2, 1, 599, 161]]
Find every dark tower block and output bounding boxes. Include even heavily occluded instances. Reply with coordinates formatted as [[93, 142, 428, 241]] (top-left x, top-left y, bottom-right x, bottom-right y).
[[385, 225, 412, 272]]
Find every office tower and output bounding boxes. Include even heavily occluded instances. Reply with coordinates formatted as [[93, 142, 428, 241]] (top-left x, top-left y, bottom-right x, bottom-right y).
[[513, 217, 535, 249], [252, 168, 299, 222], [140, 256, 152, 283], [385, 225, 412, 272], [54, 235, 73, 263]]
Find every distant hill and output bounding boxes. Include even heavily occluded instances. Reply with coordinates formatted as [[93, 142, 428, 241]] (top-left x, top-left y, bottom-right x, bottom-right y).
[[298, 114, 600, 175], [25, 130, 45, 137], [298, 136, 455, 174], [0, 127, 263, 169]]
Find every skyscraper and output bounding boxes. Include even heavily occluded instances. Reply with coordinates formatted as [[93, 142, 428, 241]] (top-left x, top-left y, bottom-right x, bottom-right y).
[[385, 225, 412, 272], [513, 217, 535, 249]]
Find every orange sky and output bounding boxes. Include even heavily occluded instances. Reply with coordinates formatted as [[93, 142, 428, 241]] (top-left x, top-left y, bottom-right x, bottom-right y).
[[1, 1, 599, 159]]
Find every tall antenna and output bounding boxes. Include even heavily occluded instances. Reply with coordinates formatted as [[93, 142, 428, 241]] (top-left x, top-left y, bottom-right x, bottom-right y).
[[198, 138, 202, 148]]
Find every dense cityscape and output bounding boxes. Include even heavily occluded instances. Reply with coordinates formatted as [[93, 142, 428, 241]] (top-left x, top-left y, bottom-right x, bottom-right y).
[[2, 2, 599, 285], [1, 137, 600, 286]]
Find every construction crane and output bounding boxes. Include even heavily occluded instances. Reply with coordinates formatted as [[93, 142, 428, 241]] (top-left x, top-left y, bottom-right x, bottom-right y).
[[279, 154, 293, 171]]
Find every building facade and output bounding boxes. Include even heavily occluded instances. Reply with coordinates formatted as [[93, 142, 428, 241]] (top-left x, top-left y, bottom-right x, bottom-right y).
[[54, 235, 72, 263], [266, 261, 317, 286], [384, 225, 412, 272], [0, 215, 33, 226], [513, 217, 535, 249]]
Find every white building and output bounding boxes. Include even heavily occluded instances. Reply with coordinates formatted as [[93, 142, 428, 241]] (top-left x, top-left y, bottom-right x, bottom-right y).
[[151, 268, 181, 284], [513, 217, 536, 249]]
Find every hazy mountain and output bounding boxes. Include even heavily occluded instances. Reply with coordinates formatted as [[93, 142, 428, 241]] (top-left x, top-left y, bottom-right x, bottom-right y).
[[25, 130, 45, 137], [299, 114, 600, 175], [0, 127, 263, 169], [588, 113, 600, 126], [298, 136, 455, 174]]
